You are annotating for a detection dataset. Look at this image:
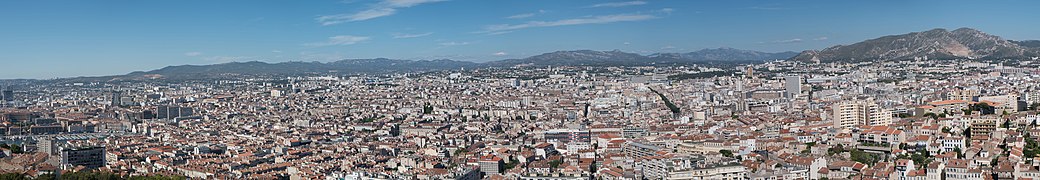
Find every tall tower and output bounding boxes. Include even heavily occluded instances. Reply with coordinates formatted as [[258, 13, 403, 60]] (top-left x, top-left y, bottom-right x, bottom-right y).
[[735, 78, 747, 113], [784, 75, 801, 99], [110, 91, 123, 107], [1, 86, 12, 102]]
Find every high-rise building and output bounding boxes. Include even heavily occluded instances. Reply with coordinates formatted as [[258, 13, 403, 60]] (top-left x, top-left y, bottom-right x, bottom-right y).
[[59, 146, 106, 170], [156, 106, 195, 119], [734, 78, 747, 112], [833, 99, 892, 129], [1, 87, 13, 102], [109, 91, 122, 107], [785, 75, 801, 99]]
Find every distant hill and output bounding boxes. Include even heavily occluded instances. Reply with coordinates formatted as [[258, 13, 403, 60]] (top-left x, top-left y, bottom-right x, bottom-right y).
[[1012, 40, 1040, 48], [791, 28, 1040, 62], [111, 48, 790, 80], [674, 47, 798, 62], [487, 48, 796, 67], [120, 59, 481, 80]]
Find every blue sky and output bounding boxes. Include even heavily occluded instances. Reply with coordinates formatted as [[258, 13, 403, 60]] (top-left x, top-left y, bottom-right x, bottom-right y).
[[1, 0, 1039, 79]]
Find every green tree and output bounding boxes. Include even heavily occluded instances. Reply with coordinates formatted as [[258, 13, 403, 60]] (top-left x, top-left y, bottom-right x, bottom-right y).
[[422, 103, 433, 114], [548, 159, 563, 169], [648, 87, 681, 114], [719, 150, 734, 157]]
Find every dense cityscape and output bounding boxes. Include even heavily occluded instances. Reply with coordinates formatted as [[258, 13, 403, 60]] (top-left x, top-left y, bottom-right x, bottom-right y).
[[2, 56, 1040, 179], [7, 1, 1040, 180]]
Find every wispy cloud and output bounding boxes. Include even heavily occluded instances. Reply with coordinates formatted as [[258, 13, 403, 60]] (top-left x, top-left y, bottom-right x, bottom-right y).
[[305, 35, 371, 46], [493, 52, 508, 56], [203, 56, 258, 63], [481, 14, 656, 34], [506, 10, 546, 19], [507, 13, 535, 19], [439, 41, 470, 46], [589, 1, 647, 8], [392, 32, 433, 39], [657, 8, 675, 14], [813, 37, 829, 41], [748, 6, 789, 10], [765, 38, 803, 44], [317, 0, 446, 25], [184, 52, 202, 57]]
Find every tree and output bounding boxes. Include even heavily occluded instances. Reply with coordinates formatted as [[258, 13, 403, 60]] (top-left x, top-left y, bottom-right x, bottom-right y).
[[0, 173, 29, 180], [422, 103, 433, 114], [548, 159, 563, 169], [1030, 102, 1040, 111], [850, 149, 880, 165], [954, 147, 964, 159], [923, 112, 939, 120], [648, 87, 681, 114], [971, 103, 995, 115], [719, 150, 734, 157]]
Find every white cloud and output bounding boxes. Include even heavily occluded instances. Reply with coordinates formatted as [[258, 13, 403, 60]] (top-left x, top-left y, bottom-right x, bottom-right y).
[[493, 52, 508, 56], [392, 32, 433, 38], [305, 35, 371, 47], [770, 38, 803, 44], [317, 0, 445, 25], [748, 6, 789, 10], [184, 52, 202, 56], [506, 13, 535, 19], [813, 37, 829, 41], [623, 42, 631, 45], [439, 41, 470, 46], [481, 14, 656, 34], [203, 56, 257, 63], [271, 50, 283, 53], [506, 10, 546, 19], [589, 1, 647, 8], [658, 8, 675, 14]]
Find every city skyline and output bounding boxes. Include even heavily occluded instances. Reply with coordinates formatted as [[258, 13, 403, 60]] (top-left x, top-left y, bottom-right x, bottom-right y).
[[3, 0, 1040, 79], [4, 1, 1040, 179]]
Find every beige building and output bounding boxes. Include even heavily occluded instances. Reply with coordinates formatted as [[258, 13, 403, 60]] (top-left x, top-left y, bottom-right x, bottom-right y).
[[832, 100, 893, 130]]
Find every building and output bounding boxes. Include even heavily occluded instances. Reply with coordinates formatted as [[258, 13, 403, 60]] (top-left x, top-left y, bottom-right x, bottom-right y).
[[977, 94, 1021, 113], [59, 146, 106, 170], [624, 141, 664, 160], [109, 91, 122, 107], [478, 154, 504, 175], [156, 106, 195, 119], [543, 129, 591, 144], [784, 75, 801, 99], [918, 100, 969, 116], [947, 88, 979, 101], [1, 88, 12, 102], [639, 154, 746, 180], [968, 115, 999, 137], [832, 99, 893, 130]]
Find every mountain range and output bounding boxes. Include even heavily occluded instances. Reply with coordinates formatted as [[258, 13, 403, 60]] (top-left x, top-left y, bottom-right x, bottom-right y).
[[113, 48, 796, 80], [791, 28, 1040, 62], [100, 27, 1040, 80]]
